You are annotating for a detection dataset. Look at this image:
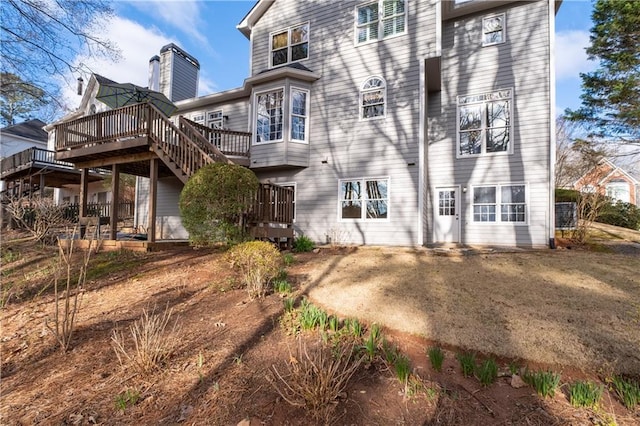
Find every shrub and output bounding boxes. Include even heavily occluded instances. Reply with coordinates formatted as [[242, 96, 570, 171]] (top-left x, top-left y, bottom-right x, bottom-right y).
[[568, 380, 603, 408], [476, 358, 498, 386], [283, 253, 295, 266], [293, 235, 315, 252], [269, 338, 363, 423], [298, 300, 328, 331], [179, 163, 259, 246], [597, 201, 640, 230], [111, 306, 179, 374], [362, 324, 381, 363], [612, 375, 640, 410], [456, 352, 476, 378], [523, 369, 561, 398], [343, 318, 363, 337], [227, 241, 282, 298], [394, 354, 411, 385], [427, 347, 445, 372]]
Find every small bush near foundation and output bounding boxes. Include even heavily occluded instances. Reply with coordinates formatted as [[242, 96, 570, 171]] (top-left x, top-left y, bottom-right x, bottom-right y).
[[612, 376, 640, 410], [227, 241, 282, 298], [523, 369, 561, 398], [568, 380, 603, 408], [268, 338, 363, 423], [427, 347, 445, 372], [293, 235, 315, 252]]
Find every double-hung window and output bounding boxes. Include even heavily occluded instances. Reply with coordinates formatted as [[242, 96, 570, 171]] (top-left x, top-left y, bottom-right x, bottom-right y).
[[256, 89, 284, 143], [457, 89, 512, 157], [290, 89, 308, 142], [473, 184, 526, 223], [271, 23, 309, 67], [360, 76, 386, 119], [482, 14, 505, 46], [340, 178, 389, 220], [356, 0, 406, 44]]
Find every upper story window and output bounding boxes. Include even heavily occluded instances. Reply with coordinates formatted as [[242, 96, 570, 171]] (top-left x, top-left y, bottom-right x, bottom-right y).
[[457, 89, 512, 157], [270, 23, 309, 67], [256, 89, 284, 143], [290, 89, 309, 142], [356, 0, 406, 44], [482, 13, 505, 46], [360, 76, 386, 120], [254, 86, 310, 144], [340, 177, 389, 220]]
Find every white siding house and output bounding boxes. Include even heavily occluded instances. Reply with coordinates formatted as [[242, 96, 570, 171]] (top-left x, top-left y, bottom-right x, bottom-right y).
[[159, 0, 558, 247]]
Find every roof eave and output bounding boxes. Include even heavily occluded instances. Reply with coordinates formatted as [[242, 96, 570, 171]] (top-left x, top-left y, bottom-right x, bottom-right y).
[[237, 0, 275, 39]]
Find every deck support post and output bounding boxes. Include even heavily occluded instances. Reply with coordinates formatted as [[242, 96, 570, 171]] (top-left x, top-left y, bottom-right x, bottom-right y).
[[39, 173, 45, 197], [79, 168, 89, 238], [109, 164, 120, 240], [148, 158, 158, 243]]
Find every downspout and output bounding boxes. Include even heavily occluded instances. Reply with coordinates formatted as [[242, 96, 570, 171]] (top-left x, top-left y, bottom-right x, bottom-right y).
[[548, 0, 557, 248]]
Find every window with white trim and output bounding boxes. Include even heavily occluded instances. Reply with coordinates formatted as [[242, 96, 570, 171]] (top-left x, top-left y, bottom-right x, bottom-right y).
[[207, 110, 223, 146], [458, 89, 512, 157], [191, 113, 205, 124], [482, 14, 505, 46], [473, 184, 526, 223], [270, 23, 309, 67], [360, 76, 386, 119], [255, 89, 284, 143], [290, 89, 308, 142], [340, 178, 388, 220], [356, 0, 406, 44]]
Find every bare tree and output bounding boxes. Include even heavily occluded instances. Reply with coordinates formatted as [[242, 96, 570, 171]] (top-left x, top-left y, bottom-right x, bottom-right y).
[[0, 0, 120, 110]]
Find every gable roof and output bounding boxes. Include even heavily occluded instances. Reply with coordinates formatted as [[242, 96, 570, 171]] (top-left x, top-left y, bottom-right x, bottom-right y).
[[574, 158, 639, 188], [237, 0, 275, 38], [1, 119, 48, 142]]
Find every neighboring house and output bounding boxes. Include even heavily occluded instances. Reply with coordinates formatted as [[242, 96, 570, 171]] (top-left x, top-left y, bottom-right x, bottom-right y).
[[0, 119, 48, 193], [574, 159, 639, 206], [53, 0, 560, 248]]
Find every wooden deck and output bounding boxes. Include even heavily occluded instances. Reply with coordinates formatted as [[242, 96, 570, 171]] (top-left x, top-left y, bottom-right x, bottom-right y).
[[52, 103, 295, 245], [58, 238, 190, 252], [0, 148, 105, 197]]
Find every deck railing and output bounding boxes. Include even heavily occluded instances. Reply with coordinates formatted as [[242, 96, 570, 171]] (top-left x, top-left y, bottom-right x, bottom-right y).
[[249, 184, 294, 225], [177, 116, 232, 165], [1, 147, 76, 177], [146, 104, 218, 178], [55, 103, 149, 150], [180, 117, 250, 157], [63, 201, 135, 221]]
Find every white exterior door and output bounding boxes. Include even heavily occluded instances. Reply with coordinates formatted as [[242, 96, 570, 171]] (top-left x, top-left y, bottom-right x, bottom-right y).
[[434, 186, 460, 243]]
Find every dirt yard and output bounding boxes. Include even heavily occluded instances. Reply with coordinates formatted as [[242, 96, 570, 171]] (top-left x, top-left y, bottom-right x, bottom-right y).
[[1, 231, 639, 425]]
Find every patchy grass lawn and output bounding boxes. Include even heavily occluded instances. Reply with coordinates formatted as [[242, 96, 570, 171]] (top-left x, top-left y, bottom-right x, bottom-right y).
[[1, 229, 639, 425]]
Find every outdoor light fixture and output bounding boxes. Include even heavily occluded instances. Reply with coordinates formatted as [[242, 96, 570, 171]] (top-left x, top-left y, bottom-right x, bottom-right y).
[[77, 77, 84, 96]]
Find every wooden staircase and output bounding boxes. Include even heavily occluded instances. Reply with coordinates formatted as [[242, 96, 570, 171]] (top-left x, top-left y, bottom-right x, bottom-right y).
[[146, 104, 232, 184]]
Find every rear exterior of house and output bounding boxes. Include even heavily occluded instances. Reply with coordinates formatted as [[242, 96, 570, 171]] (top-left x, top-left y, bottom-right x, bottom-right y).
[[139, 0, 558, 247]]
